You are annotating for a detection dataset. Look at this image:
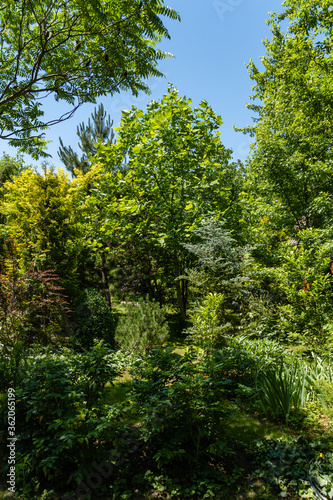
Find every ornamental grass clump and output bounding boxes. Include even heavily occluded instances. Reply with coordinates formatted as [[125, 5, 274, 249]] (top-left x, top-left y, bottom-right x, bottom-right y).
[[256, 360, 310, 424], [256, 355, 333, 424]]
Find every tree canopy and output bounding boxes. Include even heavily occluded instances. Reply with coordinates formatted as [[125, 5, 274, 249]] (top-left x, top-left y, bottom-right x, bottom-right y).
[[0, 0, 180, 157], [58, 103, 115, 176], [243, 0, 333, 232], [88, 85, 241, 317]]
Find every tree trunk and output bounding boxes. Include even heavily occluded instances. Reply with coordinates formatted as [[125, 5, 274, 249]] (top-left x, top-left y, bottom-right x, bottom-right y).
[[100, 250, 112, 309], [173, 250, 187, 320]]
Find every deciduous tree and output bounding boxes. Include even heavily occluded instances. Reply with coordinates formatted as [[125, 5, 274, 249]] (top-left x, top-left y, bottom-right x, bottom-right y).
[[0, 0, 179, 157], [89, 86, 242, 318], [242, 0, 333, 233]]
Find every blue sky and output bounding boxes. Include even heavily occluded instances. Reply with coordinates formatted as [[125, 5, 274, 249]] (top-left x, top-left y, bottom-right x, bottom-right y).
[[2, 0, 285, 169]]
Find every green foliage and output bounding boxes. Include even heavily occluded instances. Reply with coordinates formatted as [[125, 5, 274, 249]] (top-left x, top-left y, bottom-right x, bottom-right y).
[[186, 293, 227, 352], [210, 336, 286, 388], [184, 218, 254, 333], [0, 240, 70, 355], [0, 341, 25, 392], [315, 381, 333, 418], [1, 165, 86, 302], [0, 154, 26, 203], [75, 288, 116, 348], [0, 343, 120, 496], [256, 361, 310, 424], [240, 294, 281, 339], [309, 451, 333, 499], [130, 348, 236, 497], [58, 103, 115, 177], [241, 0, 333, 231], [107, 349, 143, 372], [273, 231, 333, 349], [0, 0, 180, 157], [89, 85, 241, 318], [251, 436, 333, 499], [256, 354, 333, 424], [115, 296, 169, 354]]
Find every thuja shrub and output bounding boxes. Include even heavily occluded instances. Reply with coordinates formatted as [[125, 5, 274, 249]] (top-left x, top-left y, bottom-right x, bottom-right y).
[[115, 296, 169, 354], [75, 288, 116, 348]]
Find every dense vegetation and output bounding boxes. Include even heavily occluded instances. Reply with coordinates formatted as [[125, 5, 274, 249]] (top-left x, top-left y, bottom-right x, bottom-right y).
[[0, 0, 333, 498]]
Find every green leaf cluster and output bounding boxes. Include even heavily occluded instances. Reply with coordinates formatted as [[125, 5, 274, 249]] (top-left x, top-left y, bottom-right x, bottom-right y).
[[0, 0, 180, 156], [75, 288, 116, 348]]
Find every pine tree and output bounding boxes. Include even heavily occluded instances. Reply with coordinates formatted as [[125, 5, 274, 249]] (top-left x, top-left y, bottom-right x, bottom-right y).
[[58, 103, 115, 177], [58, 104, 115, 309]]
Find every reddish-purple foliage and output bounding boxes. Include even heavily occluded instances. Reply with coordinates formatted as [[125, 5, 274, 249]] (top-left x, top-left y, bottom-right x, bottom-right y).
[[0, 239, 70, 352]]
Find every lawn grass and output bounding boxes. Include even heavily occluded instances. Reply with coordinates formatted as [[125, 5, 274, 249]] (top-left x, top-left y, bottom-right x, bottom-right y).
[[228, 411, 298, 443]]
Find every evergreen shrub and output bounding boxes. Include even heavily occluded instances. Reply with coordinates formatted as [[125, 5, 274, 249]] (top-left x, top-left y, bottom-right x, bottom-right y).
[[115, 296, 169, 354], [75, 288, 116, 348]]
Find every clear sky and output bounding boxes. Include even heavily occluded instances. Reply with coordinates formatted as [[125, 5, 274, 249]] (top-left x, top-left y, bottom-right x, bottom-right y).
[[2, 0, 285, 169]]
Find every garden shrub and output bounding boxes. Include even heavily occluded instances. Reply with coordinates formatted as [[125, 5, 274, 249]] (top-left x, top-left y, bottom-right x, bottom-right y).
[[0, 240, 70, 350], [209, 336, 286, 389], [75, 288, 116, 348], [240, 294, 281, 339], [129, 348, 236, 497], [115, 295, 169, 354], [183, 218, 255, 336], [272, 234, 333, 351], [186, 293, 228, 353], [0, 342, 120, 497]]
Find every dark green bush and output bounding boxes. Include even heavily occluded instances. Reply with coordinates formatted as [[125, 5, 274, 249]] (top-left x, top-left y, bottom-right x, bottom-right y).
[[128, 348, 236, 497], [0, 341, 25, 392], [209, 336, 286, 387], [0, 343, 120, 498], [75, 288, 116, 348], [115, 296, 169, 354]]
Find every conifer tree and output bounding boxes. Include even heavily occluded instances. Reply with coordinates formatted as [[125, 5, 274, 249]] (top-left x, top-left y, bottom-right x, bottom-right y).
[[58, 104, 115, 309], [58, 103, 115, 177]]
